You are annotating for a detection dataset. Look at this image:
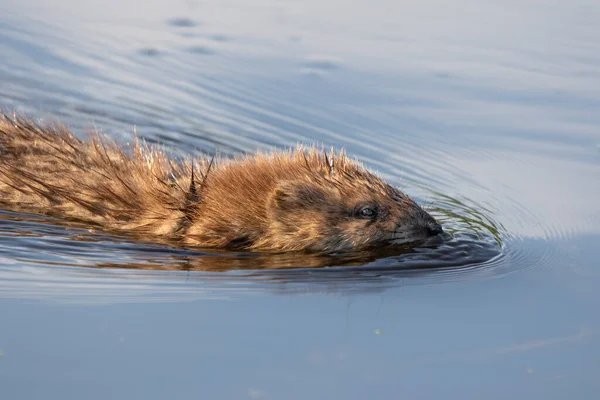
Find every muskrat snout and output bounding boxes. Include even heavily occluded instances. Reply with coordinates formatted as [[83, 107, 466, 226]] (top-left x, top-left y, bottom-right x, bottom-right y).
[[426, 222, 443, 237]]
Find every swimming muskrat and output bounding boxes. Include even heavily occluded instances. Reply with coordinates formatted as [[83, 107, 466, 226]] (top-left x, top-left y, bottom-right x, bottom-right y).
[[0, 112, 442, 253]]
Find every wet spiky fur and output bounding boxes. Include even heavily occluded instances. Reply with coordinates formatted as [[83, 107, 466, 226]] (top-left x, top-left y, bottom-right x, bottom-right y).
[[0, 112, 441, 252]]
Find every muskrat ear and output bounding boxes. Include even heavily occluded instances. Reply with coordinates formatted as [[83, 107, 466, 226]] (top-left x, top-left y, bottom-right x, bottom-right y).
[[270, 180, 327, 212]]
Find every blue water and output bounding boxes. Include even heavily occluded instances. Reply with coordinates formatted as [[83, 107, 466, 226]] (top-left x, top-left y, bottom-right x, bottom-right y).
[[1, 0, 599, 398]]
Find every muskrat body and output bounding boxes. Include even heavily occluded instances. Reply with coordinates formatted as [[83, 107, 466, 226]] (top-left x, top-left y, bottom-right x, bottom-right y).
[[0, 112, 442, 253]]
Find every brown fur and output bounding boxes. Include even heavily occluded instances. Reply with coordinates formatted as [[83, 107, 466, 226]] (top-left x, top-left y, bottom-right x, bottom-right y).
[[0, 112, 442, 253]]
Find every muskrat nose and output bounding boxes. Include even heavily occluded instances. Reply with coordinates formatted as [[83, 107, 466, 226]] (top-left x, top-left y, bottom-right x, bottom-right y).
[[426, 223, 443, 236]]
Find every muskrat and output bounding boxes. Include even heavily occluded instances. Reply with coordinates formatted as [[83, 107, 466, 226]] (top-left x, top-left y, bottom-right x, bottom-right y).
[[0, 112, 442, 253]]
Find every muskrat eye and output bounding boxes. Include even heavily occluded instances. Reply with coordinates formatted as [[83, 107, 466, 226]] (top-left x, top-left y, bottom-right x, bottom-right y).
[[357, 206, 377, 219]]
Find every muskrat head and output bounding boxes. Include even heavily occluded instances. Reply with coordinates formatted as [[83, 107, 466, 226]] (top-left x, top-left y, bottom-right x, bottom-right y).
[[265, 175, 443, 253]]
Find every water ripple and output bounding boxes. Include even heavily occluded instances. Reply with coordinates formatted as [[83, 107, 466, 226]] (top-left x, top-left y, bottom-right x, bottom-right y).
[[0, 5, 594, 304]]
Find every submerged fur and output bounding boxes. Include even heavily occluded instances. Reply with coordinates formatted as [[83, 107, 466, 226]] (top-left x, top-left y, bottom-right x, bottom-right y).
[[0, 112, 442, 253]]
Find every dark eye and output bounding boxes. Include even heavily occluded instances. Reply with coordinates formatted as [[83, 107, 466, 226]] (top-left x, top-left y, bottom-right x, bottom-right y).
[[357, 206, 377, 219]]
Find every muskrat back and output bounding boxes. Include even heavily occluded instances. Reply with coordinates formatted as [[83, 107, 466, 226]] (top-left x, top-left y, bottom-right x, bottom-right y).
[[0, 112, 442, 252]]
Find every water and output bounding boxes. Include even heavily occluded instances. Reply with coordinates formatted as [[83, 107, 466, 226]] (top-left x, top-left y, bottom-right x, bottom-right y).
[[0, 0, 599, 398]]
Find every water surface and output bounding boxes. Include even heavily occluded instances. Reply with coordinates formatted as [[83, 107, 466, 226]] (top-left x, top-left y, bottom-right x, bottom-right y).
[[0, 0, 599, 398]]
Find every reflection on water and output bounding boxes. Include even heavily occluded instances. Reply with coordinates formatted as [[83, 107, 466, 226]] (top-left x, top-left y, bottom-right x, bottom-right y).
[[429, 191, 505, 245], [0, 0, 599, 398]]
